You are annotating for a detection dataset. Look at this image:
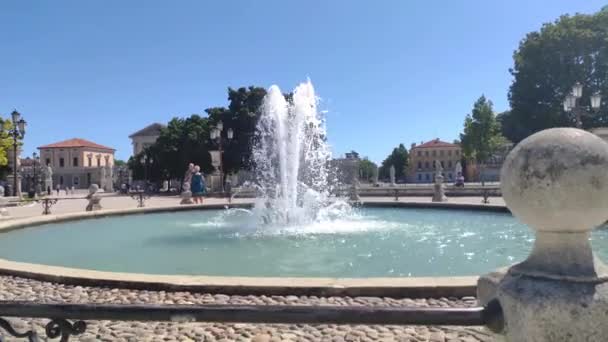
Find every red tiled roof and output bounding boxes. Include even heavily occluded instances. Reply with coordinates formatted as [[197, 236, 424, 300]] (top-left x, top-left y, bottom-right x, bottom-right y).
[[414, 139, 459, 149], [38, 138, 115, 151]]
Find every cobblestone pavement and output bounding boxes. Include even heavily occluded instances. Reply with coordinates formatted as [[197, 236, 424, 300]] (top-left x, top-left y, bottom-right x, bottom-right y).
[[0, 276, 493, 342]]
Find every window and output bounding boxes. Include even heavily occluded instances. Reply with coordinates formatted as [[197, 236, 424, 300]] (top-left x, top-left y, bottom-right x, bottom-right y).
[[73, 157, 78, 167], [432, 150, 436, 157], [45, 158, 50, 166], [448, 161, 452, 168], [417, 161, 422, 169], [59, 176, 64, 185], [425, 174, 430, 181], [432, 160, 436, 168], [417, 174, 421, 180], [425, 151, 429, 156], [448, 150, 452, 156], [59, 158, 65, 168], [417, 151, 421, 157], [97, 156, 101, 166], [456, 150, 460, 156], [88, 157, 92, 167], [425, 161, 429, 169]]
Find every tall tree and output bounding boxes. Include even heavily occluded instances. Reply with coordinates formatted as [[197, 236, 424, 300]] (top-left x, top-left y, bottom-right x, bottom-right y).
[[378, 144, 409, 181], [358, 157, 377, 183], [503, 10, 608, 142], [460, 96, 508, 180], [205, 86, 267, 174]]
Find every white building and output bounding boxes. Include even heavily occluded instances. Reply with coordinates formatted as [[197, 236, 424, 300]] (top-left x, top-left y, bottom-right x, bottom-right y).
[[129, 123, 164, 156]]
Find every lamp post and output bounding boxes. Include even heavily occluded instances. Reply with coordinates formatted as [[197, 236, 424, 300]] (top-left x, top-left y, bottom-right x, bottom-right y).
[[140, 155, 153, 190], [210, 121, 234, 194], [9, 110, 26, 197], [563, 82, 602, 128], [32, 152, 40, 196]]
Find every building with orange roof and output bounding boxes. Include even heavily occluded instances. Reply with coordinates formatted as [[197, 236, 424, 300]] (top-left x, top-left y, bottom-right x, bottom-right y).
[[408, 138, 462, 183], [38, 138, 116, 190]]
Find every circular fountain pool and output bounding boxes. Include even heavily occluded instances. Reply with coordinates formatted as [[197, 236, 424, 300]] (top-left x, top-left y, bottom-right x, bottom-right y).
[[1, 207, 607, 277]]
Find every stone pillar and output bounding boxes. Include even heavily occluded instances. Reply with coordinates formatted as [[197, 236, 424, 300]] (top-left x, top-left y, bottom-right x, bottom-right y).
[[477, 128, 608, 341]]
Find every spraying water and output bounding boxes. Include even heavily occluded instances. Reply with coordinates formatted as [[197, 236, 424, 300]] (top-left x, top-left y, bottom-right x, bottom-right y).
[[251, 80, 351, 226]]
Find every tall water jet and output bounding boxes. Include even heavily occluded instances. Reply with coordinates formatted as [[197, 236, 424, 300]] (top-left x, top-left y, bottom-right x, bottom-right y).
[[252, 80, 346, 226]]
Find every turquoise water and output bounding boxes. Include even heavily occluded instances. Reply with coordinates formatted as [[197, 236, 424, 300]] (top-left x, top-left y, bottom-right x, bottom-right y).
[[0, 208, 607, 277]]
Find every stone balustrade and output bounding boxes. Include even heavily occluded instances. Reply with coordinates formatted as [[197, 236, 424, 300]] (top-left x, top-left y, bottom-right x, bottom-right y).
[[478, 128, 608, 341]]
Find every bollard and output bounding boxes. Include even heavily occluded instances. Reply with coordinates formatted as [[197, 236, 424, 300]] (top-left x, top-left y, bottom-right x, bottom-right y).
[[477, 128, 608, 341]]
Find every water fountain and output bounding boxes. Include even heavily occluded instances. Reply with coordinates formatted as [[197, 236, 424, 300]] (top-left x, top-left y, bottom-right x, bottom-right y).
[[251, 80, 349, 226]]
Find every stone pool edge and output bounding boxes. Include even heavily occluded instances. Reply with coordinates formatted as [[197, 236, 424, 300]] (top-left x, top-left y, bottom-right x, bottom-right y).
[[0, 201, 507, 298]]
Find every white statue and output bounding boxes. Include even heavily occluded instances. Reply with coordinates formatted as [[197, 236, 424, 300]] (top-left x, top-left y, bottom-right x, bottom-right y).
[[389, 165, 396, 185], [0, 186, 9, 218], [180, 163, 195, 204], [85, 184, 102, 211], [44, 165, 53, 194], [105, 164, 113, 192], [432, 170, 448, 202], [99, 166, 106, 191]]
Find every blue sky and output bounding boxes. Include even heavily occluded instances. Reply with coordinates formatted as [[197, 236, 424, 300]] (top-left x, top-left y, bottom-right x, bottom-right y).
[[1, 1, 605, 164]]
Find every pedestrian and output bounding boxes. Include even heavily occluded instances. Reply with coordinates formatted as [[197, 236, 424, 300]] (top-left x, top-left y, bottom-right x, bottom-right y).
[[225, 179, 232, 203], [190, 165, 206, 204], [47, 186, 51, 196], [56, 185, 60, 196], [65, 187, 69, 196]]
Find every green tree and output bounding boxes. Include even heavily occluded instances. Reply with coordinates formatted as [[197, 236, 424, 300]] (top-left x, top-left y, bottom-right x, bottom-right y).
[[503, 10, 608, 142], [378, 144, 409, 181], [358, 157, 377, 182], [460, 96, 508, 180], [205, 86, 267, 174], [129, 115, 214, 184], [114, 159, 127, 167]]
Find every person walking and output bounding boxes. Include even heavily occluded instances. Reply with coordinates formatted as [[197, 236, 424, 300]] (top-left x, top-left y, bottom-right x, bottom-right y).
[[190, 165, 206, 204]]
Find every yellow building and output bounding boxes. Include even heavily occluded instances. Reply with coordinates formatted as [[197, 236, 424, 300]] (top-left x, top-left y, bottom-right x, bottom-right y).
[[38, 138, 115, 189], [408, 139, 461, 183]]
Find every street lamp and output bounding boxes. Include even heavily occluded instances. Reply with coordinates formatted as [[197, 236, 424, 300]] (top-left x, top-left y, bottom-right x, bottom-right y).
[[32, 152, 40, 196], [9, 110, 26, 196], [140, 154, 153, 188], [210, 121, 234, 193], [563, 82, 603, 128]]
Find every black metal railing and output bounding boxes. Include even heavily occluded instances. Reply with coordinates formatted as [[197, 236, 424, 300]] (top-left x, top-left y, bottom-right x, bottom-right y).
[[0, 299, 503, 341]]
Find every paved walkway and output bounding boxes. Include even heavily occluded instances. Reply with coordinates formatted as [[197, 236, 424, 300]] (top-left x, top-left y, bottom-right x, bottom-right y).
[[4, 195, 506, 219]]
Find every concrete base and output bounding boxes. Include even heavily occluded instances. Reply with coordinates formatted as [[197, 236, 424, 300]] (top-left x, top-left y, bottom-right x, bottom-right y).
[[180, 191, 194, 205], [481, 271, 608, 341]]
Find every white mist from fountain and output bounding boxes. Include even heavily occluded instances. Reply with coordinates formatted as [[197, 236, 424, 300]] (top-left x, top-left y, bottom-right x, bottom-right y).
[[250, 80, 353, 228]]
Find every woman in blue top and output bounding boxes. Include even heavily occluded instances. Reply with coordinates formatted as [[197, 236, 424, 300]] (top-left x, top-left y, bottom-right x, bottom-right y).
[[190, 165, 206, 204]]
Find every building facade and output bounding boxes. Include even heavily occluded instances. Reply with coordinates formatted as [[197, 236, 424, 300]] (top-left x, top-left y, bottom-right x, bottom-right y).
[[129, 123, 164, 156], [408, 139, 462, 183], [38, 138, 116, 190]]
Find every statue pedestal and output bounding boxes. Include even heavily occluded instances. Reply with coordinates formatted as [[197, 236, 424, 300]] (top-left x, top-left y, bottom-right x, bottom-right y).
[[180, 191, 194, 204]]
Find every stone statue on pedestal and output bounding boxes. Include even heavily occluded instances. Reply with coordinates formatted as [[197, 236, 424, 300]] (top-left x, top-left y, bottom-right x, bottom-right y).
[[432, 161, 447, 202], [104, 164, 113, 192], [0, 186, 9, 218], [99, 167, 106, 191], [85, 184, 102, 211], [180, 163, 195, 204], [389, 165, 396, 185]]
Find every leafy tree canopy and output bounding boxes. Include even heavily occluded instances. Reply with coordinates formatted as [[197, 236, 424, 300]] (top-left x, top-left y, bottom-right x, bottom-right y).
[[502, 10, 608, 142], [378, 144, 409, 181], [460, 96, 509, 163]]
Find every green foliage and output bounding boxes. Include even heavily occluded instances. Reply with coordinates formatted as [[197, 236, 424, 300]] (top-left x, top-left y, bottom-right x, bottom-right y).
[[460, 96, 508, 163], [358, 157, 377, 182], [503, 11, 608, 142], [378, 144, 409, 181], [114, 159, 127, 167], [0, 118, 16, 168]]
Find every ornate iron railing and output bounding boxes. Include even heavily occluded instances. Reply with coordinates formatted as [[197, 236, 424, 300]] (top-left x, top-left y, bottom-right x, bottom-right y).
[[0, 299, 503, 341]]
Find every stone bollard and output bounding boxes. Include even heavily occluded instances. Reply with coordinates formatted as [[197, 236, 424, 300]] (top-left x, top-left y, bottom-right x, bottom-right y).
[[477, 128, 608, 341], [85, 184, 102, 211]]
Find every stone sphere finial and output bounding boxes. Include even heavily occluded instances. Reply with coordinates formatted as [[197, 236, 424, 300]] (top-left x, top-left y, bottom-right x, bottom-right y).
[[501, 128, 608, 233]]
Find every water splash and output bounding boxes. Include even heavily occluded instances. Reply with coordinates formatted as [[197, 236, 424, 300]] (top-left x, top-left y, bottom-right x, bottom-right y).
[[251, 80, 349, 226]]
